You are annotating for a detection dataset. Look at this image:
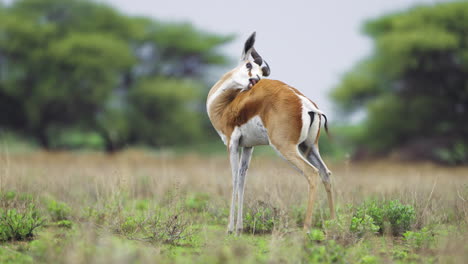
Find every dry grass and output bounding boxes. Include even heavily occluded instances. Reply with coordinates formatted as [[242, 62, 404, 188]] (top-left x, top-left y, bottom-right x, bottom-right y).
[[0, 149, 467, 263], [1, 150, 466, 215]]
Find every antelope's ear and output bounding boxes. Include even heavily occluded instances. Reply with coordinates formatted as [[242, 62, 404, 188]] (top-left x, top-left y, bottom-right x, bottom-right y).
[[241, 32, 256, 61]]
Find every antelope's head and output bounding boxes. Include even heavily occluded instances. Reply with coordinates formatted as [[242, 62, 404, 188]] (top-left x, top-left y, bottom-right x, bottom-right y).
[[231, 32, 271, 90]]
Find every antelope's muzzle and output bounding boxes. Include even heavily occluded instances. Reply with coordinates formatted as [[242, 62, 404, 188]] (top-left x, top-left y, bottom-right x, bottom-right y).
[[248, 77, 260, 88]]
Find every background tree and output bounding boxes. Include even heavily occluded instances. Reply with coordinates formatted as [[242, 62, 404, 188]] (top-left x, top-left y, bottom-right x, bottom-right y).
[[332, 1, 468, 164], [0, 0, 232, 151]]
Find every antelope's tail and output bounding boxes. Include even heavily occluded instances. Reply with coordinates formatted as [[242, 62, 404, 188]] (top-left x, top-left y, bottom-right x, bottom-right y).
[[321, 114, 332, 140]]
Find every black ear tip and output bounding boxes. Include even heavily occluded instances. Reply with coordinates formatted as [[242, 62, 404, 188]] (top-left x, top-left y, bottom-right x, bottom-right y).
[[250, 32, 257, 42], [244, 32, 256, 53], [247, 32, 256, 43]]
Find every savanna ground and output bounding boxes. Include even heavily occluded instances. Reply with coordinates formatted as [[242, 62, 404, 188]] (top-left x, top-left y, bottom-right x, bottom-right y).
[[0, 147, 467, 263]]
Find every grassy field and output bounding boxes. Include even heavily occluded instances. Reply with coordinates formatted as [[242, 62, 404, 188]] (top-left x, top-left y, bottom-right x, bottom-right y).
[[0, 149, 467, 263]]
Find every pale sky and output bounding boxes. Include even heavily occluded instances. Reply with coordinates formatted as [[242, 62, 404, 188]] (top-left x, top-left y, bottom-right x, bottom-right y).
[[99, 0, 442, 119]]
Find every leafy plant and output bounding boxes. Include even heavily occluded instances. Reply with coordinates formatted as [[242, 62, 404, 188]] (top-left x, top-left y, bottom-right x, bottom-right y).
[[0, 247, 33, 264], [353, 199, 415, 236], [291, 205, 306, 227], [243, 200, 282, 234], [0, 192, 44, 241], [304, 240, 346, 263], [349, 215, 380, 237], [354, 199, 384, 228], [403, 227, 436, 250], [87, 196, 195, 245], [392, 248, 409, 261], [46, 199, 72, 222], [324, 216, 351, 242], [184, 193, 210, 212], [384, 200, 416, 235], [204, 205, 229, 225], [308, 229, 326, 242], [53, 220, 73, 229], [359, 255, 379, 264]]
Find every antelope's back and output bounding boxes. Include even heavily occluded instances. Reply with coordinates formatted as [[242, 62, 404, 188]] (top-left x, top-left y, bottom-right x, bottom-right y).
[[232, 79, 305, 143]]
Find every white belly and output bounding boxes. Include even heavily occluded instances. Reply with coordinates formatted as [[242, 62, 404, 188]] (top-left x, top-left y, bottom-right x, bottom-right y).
[[238, 116, 270, 147]]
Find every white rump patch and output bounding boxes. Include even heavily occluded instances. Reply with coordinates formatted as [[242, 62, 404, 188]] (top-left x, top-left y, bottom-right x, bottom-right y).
[[293, 92, 324, 145]]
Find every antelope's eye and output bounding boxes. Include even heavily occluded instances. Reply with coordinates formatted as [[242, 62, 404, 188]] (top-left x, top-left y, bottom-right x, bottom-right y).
[[246, 62, 252, 69]]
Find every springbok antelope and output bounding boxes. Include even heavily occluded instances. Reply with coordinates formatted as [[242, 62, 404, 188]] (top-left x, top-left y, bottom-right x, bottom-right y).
[[206, 32, 334, 234]]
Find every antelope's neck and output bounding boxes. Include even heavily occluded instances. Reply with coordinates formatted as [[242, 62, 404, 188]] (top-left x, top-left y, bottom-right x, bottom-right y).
[[208, 88, 240, 123], [207, 71, 240, 121]]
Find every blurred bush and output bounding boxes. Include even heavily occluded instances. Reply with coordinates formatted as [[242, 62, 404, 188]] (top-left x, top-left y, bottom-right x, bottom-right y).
[[353, 199, 416, 236], [46, 198, 72, 222], [0, 191, 44, 241], [243, 200, 283, 234], [331, 2, 468, 164], [0, 0, 232, 152]]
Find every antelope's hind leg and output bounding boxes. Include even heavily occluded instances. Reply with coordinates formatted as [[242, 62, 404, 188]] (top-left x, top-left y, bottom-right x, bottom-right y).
[[302, 144, 335, 219], [274, 143, 320, 231]]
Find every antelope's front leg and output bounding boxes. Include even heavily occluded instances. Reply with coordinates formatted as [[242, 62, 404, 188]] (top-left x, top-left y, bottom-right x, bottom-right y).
[[236, 147, 253, 235], [227, 132, 241, 234]]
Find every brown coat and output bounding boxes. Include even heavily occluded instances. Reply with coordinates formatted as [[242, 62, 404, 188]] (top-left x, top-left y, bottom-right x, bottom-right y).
[[208, 78, 314, 146]]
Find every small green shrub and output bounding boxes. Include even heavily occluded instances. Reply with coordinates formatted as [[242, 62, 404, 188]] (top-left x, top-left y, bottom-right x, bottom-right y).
[[403, 227, 436, 250], [47, 199, 72, 222], [3, 191, 17, 201], [308, 229, 325, 242], [354, 200, 384, 228], [0, 191, 44, 241], [53, 220, 73, 229], [384, 200, 416, 235], [0, 247, 33, 264], [28, 232, 65, 263], [134, 199, 150, 211], [353, 199, 415, 236], [0, 203, 44, 241], [243, 201, 282, 234], [291, 205, 305, 227], [184, 193, 210, 212], [349, 215, 379, 237], [205, 206, 229, 225], [304, 240, 346, 263], [323, 211, 363, 243], [392, 248, 409, 261], [391, 249, 425, 263], [88, 197, 195, 245], [359, 255, 379, 264], [117, 214, 147, 236]]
